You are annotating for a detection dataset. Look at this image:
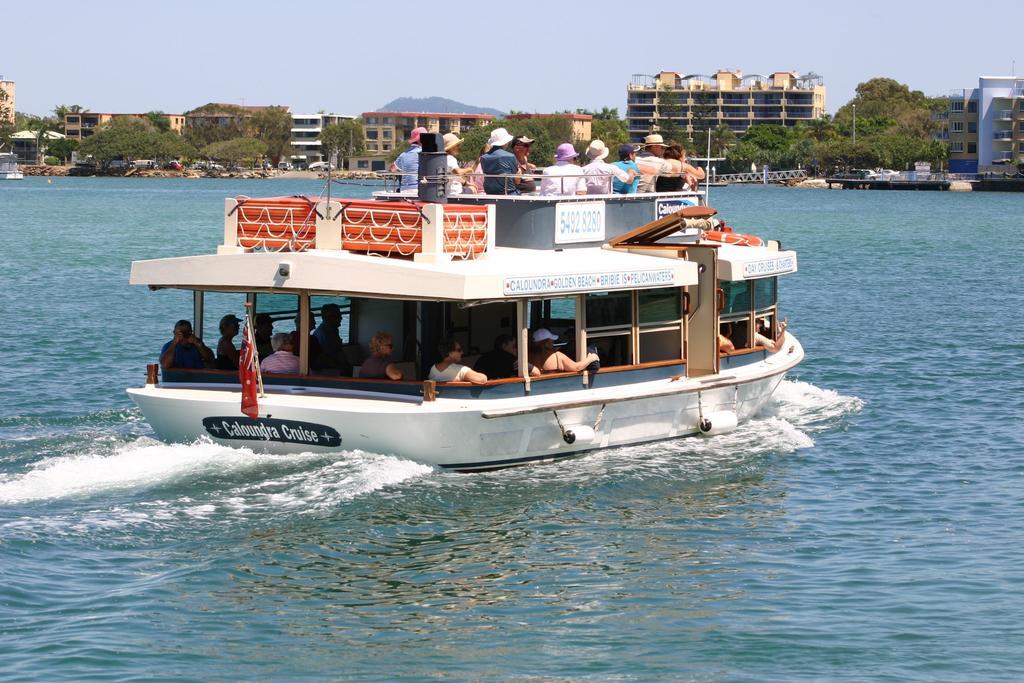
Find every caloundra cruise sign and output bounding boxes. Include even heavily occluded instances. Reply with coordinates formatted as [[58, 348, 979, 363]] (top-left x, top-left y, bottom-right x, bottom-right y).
[[202, 416, 342, 448]]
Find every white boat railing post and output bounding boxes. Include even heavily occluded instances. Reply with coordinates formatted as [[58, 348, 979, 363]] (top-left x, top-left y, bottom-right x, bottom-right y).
[[517, 300, 531, 394], [315, 200, 343, 250], [414, 203, 447, 264], [298, 291, 310, 375], [217, 198, 247, 254]]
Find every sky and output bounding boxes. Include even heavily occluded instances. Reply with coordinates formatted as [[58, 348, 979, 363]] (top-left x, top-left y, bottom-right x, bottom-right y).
[[3, 0, 1022, 119]]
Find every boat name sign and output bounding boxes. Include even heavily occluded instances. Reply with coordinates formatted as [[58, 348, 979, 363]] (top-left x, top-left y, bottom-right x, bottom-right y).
[[202, 416, 342, 447], [504, 269, 675, 296], [555, 201, 605, 243], [655, 197, 699, 218], [741, 255, 796, 278]]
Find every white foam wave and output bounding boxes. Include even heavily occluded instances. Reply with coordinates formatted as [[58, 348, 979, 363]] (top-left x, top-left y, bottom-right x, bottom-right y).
[[763, 379, 864, 429], [0, 437, 430, 507]]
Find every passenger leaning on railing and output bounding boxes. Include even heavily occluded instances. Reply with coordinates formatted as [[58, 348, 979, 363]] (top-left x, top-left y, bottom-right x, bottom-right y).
[[582, 139, 636, 195], [390, 126, 427, 193], [539, 143, 587, 196], [635, 133, 668, 192], [480, 128, 521, 195], [612, 144, 640, 194]]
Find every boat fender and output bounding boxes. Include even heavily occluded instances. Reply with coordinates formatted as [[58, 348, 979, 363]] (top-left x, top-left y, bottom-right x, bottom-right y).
[[562, 425, 596, 445], [698, 411, 738, 436]]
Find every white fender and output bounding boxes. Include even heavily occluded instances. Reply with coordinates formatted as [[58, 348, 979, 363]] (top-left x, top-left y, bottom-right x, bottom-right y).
[[697, 411, 738, 436]]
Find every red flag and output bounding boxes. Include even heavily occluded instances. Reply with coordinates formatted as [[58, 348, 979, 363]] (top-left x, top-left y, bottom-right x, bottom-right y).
[[239, 323, 259, 419]]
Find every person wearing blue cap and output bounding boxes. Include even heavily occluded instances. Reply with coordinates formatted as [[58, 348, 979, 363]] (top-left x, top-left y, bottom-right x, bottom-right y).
[[612, 143, 640, 194]]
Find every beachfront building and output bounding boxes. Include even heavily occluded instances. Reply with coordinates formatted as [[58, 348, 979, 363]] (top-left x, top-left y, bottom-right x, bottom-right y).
[[506, 113, 593, 141], [0, 76, 14, 124], [350, 111, 495, 172], [288, 113, 356, 168], [10, 130, 65, 164], [946, 77, 1024, 174], [626, 70, 826, 142], [64, 112, 186, 140]]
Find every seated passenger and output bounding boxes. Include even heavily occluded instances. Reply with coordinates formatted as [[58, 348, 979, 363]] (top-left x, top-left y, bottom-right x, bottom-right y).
[[474, 333, 540, 380], [254, 313, 274, 361], [215, 314, 241, 370], [528, 328, 599, 374], [754, 317, 788, 353], [582, 139, 634, 195], [429, 337, 487, 384], [361, 331, 403, 380], [479, 128, 520, 195], [539, 144, 587, 196], [312, 303, 353, 376], [718, 323, 736, 353], [260, 332, 299, 374], [289, 310, 319, 361], [612, 144, 640, 194], [160, 319, 214, 370]]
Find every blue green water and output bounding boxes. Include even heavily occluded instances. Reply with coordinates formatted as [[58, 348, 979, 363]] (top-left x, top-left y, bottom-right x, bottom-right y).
[[2, 178, 1023, 681]]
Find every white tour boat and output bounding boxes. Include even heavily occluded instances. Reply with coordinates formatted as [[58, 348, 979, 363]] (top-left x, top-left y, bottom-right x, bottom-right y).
[[128, 139, 802, 471], [0, 151, 23, 179]]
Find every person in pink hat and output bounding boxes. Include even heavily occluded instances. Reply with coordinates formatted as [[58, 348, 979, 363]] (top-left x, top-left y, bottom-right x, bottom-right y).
[[390, 126, 429, 192], [539, 143, 587, 196]]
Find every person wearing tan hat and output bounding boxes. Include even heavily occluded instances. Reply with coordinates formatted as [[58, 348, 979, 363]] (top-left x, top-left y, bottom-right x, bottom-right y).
[[443, 132, 473, 195], [636, 132, 669, 192], [582, 139, 636, 195]]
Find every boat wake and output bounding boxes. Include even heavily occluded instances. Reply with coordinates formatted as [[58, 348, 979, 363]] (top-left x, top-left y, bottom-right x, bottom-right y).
[[0, 436, 431, 513]]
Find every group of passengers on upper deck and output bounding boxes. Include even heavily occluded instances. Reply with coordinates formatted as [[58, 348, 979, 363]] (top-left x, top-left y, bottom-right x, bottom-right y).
[[390, 126, 705, 197]]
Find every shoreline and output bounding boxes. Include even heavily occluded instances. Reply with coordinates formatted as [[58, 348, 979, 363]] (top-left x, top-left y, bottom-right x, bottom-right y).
[[16, 165, 381, 181]]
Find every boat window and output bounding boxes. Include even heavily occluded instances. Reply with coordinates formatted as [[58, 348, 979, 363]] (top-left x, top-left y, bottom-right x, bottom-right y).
[[720, 317, 751, 350], [255, 293, 300, 336], [752, 277, 777, 309], [200, 292, 248, 340], [307, 295, 352, 342], [639, 288, 683, 363], [721, 280, 751, 314], [528, 298, 576, 332], [585, 292, 632, 366]]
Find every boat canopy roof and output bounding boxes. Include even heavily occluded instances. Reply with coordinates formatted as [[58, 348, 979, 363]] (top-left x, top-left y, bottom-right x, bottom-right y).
[[130, 245, 699, 301], [715, 243, 798, 281]]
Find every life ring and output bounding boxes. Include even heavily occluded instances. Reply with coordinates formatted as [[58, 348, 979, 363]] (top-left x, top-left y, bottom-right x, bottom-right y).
[[702, 229, 764, 247]]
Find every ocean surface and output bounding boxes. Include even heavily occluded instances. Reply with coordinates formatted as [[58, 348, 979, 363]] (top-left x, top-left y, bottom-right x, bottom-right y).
[[1, 177, 1022, 681]]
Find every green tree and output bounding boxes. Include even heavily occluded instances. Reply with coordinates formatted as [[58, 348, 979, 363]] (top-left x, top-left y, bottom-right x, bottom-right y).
[[320, 119, 366, 169], [183, 103, 250, 149], [201, 137, 268, 167], [835, 77, 942, 138], [251, 106, 292, 165], [45, 137, 79, 164], [144, 111, 171, 132], [77, 118, 166, 168]]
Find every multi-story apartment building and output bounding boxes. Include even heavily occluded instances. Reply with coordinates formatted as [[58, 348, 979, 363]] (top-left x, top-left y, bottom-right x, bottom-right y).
[[505, 113, 593, 141], [947, 76, 1024, 174], [64, 112, 186, 140], [0, 75, 14, 124], [351, 111, 494, 171], [288, 113, 356, 168], [626, 70, 826, 142]]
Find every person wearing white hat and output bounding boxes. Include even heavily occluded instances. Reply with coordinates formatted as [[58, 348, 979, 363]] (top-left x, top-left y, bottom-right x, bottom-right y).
[[528, 328, 600, 374], [582, 139, 636, 195], [479, 127, 521, 195], [636, 132, 669, 193]]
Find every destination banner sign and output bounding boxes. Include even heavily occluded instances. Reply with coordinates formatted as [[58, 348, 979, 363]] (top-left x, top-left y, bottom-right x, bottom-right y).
[[725, 254, 798, 280], [202, 416, 342, 448], [655, 197, 699, 218], [503, 269, 675, 296], [554, 201, 606, 244]]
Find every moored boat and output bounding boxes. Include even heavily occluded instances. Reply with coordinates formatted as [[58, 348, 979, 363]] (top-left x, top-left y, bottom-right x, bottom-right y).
[[0, 151, 23, 179], [128, 149, 802, 471]]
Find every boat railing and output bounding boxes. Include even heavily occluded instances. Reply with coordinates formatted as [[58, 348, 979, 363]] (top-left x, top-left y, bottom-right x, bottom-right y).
[[381, 169, 701, 195], [219, 195, 494, 261]]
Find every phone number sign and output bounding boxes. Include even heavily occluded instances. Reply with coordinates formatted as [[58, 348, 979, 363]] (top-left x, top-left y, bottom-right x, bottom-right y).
[[554, 201, 606, 244]]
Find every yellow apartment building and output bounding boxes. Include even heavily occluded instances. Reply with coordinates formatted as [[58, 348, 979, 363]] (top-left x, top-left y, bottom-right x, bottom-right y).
[[505, 113, 593, 141], [0, 76, 14, 124], [626, 70, 826, 141], [351, 111, 495, 171], [946, 77, 1024, 174], [64, 112, 186, 139]]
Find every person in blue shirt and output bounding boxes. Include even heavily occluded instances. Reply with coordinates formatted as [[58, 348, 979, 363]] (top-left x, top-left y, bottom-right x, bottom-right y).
[[612, 144, 640, 194], [160, 319, 214, 370], [479, 127, 521, 195], [390, 126, 428, 192]]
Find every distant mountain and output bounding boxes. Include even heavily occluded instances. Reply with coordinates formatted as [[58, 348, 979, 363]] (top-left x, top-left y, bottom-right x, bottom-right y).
[[377, 97, 505, 118]]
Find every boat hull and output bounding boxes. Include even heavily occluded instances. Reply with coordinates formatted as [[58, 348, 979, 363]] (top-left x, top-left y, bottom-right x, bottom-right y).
[[129, 338, 802, 472]]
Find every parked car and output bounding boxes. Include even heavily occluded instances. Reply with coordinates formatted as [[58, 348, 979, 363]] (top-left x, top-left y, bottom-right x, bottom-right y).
[[133, 159, 159, 169], [307, 161, 334, 171], [164, 161, 184, 171], [108, 159, 129, 170], [868, 169, 900, 179]]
